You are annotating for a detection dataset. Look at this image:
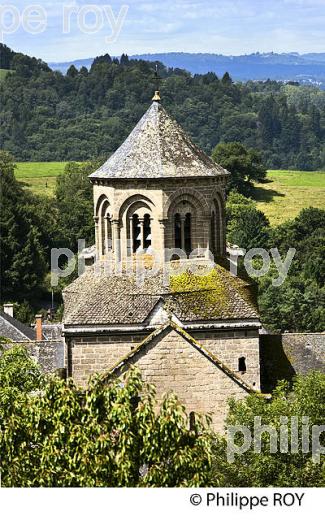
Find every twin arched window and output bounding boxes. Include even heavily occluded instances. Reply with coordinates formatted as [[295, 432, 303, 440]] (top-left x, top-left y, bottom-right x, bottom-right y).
[[131, 213, 152, 253]]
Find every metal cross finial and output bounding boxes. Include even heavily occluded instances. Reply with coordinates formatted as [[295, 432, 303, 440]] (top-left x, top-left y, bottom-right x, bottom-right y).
[[154, 64, 160, 90], [152, 64, 161, 102]]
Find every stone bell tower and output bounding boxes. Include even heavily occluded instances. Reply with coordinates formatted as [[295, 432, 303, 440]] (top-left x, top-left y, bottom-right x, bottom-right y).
[[89, 92, 229, 266], [63, 90, 261, 432]]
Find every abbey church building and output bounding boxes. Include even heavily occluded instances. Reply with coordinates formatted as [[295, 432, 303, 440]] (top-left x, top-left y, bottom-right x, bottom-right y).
[[63, 93, 261, 431]]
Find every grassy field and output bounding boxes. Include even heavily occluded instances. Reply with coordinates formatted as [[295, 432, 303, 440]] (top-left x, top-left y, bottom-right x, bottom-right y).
[[0, 69, 11, 81], [15, 162, 68, 197], [253, 170, 325, 225], [15, 163, 325, 224]]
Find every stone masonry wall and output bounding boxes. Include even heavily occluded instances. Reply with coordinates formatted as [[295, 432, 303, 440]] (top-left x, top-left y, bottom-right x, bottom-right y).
[[69, 334, 146, 386], [191, 330, 260, 390], [114, 328, 250, 432], [69, 329, 260, 391]]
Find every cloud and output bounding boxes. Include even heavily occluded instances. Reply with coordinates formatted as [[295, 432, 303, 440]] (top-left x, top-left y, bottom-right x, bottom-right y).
[[3, 0, 325, 61]]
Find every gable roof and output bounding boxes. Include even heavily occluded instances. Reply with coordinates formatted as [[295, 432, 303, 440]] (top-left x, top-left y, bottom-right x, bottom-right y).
[[63, 263, 259, 327], [102, 320, 259, 394], [89, 102, 229, 180], [0, 310, 36, 341]]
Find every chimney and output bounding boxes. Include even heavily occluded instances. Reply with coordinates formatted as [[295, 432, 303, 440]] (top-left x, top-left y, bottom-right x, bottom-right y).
[[3, 303, 14, 317], [35, 314, 43, 341]]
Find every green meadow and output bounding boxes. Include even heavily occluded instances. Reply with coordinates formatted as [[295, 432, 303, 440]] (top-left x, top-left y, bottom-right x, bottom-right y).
[[0, 69, 11, 81], [15, 162, 68, 197], [15, 162, 325, 224], [253, 170, 325, 226]]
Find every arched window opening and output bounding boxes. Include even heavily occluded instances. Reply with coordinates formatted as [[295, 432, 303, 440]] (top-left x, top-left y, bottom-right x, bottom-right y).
[[103, 213, 112, 254], [132, 214, 141, 253], [184, 213, 192, 254], [174, 213, 182, 249], [143, 214, 152, 250], [97, 198, 111, 257], [238, 357, 246, 373]]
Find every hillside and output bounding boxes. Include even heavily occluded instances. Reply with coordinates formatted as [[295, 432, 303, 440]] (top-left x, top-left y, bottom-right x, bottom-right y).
[[1, 45, 324, 170], [15, 162, 67, 197], [253, 170, 325, 225], [50, 52, 325, 88]]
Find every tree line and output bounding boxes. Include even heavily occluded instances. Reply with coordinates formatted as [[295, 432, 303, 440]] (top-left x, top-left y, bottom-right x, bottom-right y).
[[0, 44, 324, 170]]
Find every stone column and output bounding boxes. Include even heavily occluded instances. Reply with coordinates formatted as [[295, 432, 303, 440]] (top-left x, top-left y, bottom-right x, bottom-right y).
[[139, 218, 145, 250], [112, 219, 120, 262], [94, 216, 99, 258], [104, 215, 110, 255], [181, 215, 186, 252], [129, 217, 134, 255], [158, 219, 167, 264]]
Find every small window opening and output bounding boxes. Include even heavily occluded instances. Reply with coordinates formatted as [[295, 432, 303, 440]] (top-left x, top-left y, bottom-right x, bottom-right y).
[[238, 356, 246, 373]]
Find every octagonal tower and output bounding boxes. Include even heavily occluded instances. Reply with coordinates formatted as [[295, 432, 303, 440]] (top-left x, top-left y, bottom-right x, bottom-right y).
[[89, 99, 229, 264]]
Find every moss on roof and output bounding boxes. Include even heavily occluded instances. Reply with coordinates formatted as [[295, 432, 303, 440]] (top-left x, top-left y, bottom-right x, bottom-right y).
[[168, 265, 258, 321]]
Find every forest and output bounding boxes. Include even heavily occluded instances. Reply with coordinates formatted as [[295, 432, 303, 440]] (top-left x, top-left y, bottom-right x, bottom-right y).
[[0, 43, 325, 170]]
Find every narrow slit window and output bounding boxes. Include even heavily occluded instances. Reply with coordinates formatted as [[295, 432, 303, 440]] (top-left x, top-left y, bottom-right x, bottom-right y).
[[238, 356, 246, 373]]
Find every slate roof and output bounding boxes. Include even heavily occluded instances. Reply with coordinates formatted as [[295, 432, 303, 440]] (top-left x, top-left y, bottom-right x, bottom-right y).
[[63, 263, 259, 327], [0, 310, 36, 341], [89, 102, 228, 180]]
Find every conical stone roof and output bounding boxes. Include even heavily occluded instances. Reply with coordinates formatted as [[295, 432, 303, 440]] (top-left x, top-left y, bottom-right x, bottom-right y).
[[89, 102, 228, 180]]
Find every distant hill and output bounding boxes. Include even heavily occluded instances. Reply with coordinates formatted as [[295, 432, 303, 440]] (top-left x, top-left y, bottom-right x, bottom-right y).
[[49, 52, 325, 88], [49, 57, 94, 73], [2, 45, 324, 170]]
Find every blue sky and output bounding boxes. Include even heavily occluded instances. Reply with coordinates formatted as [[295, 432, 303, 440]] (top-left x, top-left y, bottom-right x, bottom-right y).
[[2, 0, 325, 62]]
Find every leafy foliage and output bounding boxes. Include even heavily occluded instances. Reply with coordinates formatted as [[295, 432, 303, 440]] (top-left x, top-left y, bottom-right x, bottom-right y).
[[0, 346, 324, 487], [212, 142, 266, 194], [226, 191, 270, 249], [226, 194, 324, 332], [0, 151, 48, 302], [55, 161, 100, 251], [258, 208, 325, 332], [0, 362, 213, 487], [212, 372, 325, 487]]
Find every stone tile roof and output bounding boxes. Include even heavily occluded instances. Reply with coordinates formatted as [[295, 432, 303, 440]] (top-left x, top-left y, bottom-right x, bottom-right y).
[[89, 102, 228, 180], [63, 263, 259, 327], [260, 333, 325, 392], [0, 310, 36, 341]]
